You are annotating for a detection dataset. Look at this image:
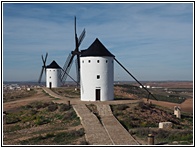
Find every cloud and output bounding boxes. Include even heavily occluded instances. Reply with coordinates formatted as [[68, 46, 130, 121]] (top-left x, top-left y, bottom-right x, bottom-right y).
[[3, 2, 193, 81]]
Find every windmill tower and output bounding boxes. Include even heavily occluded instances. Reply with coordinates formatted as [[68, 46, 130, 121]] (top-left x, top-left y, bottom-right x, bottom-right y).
[[38, 53, 62, 88], [80, 38, 115, 101], [46, 60, 62, 88]]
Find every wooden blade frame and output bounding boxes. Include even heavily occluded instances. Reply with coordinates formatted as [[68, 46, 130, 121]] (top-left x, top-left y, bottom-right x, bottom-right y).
[[38, 52, 48, 83]]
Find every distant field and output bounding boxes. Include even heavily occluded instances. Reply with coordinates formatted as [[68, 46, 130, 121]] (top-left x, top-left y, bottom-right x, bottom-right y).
[[115, 81, 193, 104]]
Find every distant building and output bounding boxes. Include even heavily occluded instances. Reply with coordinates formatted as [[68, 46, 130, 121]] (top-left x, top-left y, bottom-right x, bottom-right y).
[[139, 85, 150, 88]]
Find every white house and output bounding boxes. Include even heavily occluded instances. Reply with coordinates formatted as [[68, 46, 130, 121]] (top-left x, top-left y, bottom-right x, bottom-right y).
[[80, 38, 115, 101], [46, 60, 62, 88]]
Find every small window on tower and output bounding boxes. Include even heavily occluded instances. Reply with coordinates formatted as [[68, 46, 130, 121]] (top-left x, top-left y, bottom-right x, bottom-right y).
[[106, 60, 108, 63], [97, 75, 100, 79], [97, 60, 99, 63], [82, 60, 84, 63], [49, 76, 51, 78], [88, 60, 91, 63]]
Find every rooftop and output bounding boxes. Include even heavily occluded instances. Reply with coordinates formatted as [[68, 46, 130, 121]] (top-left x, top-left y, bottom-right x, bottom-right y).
[[46, 60, 61, 69], [81, 38, 115, 57]]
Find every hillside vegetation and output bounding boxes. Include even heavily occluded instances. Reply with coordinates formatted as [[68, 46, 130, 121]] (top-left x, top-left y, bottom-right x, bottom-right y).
[[3, 101, 87, 145], [111, 102, 193, 145]]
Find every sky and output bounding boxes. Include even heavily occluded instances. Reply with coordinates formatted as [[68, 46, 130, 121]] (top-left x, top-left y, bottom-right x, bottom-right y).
[[3, 2, 194, 82]]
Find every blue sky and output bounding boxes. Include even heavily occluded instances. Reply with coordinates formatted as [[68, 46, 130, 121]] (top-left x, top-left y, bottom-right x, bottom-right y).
[[3, 2, 193, 82]]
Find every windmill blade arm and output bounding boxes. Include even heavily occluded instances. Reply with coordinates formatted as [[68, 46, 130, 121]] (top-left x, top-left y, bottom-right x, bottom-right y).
[[67, 54, 75, 68], [62, 53, 72, 71], [62, 60, 73, 82], [44, 52, 48, 63], [38, 67, 44, 83], [42, 55, 45, 64], [78, 29, 86, 47], [114, 58, 158, 101], [74, 16, 79, 50], [61, 68, 79, 86], [61, 54, 74, 81]]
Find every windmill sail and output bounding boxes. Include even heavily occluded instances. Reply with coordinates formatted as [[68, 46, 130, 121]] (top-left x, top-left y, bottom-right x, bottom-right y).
[[61, 53, 72, 79], [61, 54, 74, 82], [78, 29, 86, 46], [38, 53, 48, 83], [38, 66, 44, 83], [61, 16, 85, 85]]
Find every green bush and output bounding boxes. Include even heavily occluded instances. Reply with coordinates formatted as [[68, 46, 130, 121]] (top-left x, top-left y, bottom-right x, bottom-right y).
[[5, 114, 21, 124], [62, 109, 77, 120], [59, 104, 70, 112], [132, 128, 193, 144], [53, 128, 85, 144], [34, 116, 50, 125], [48, 103, 58, 112], [30, 109, 38, 115], [116, 104, 129, 110]]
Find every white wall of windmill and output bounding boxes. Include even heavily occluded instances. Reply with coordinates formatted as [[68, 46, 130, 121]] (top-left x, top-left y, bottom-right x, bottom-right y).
[[80, 56, 114, 101], [46, 68, 61, 88]]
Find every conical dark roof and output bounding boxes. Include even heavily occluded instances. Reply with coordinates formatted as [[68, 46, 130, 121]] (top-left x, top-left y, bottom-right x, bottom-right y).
[[80, 38, 115, 57], [46, 60, 61, 69]]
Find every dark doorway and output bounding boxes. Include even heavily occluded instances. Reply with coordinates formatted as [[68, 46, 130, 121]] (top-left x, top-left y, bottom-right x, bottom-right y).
[[95, 89, 101, 101], [49, 82, 52, 89]]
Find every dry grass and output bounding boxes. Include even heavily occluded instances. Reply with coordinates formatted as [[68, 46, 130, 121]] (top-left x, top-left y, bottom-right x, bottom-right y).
[[51, 87, 80, 98], [3, 101, 86, 145], [3, 89, 37, 103], [111, 101, 193, 144]]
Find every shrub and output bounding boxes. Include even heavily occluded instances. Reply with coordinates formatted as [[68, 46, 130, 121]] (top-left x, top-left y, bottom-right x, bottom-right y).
[[45, 133, 55, 138], [48, 103, 58, 112], [74, 128, 85, 137], [138, 102, 151, 110], [62, 110, 76, 120], [52, 129, 85, 144], [42, 102, 50, 108], [30, 109, 38, 115], [22, 104, 32, 110], [34, 116, 50, 125], [116, 104, 129, 110], [79, 141, 89, 145], [30, 101, 44, 109], [59, 104, 70, 112], [5, 114, 21, 124], [133, 128, 193, 144]]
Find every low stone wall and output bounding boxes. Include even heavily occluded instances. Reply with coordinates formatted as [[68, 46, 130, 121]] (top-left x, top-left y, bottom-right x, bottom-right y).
[[159, 122, 173, 129]]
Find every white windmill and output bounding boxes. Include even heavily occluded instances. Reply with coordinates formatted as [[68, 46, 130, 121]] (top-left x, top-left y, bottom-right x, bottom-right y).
[[80, 38, 115, 101], [38, 53, 62, 88], [46, 60, 62, 88]]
